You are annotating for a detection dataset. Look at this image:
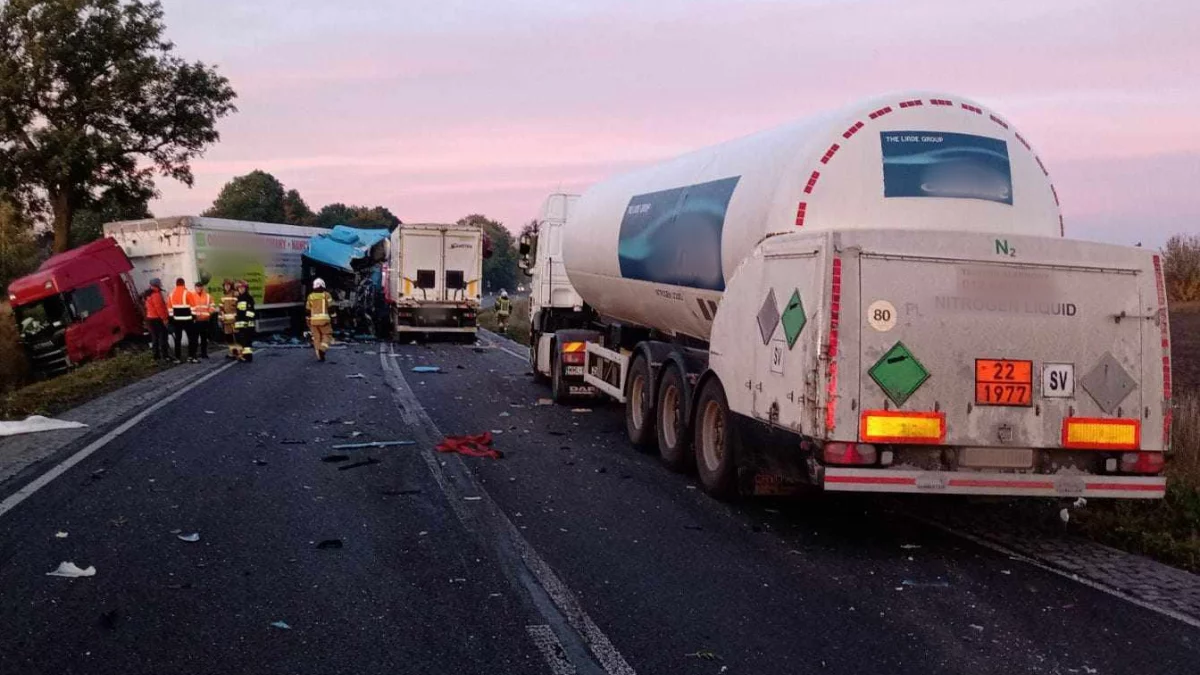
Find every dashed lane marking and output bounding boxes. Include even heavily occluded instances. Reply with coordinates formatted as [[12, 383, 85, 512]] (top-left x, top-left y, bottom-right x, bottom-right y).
[[0, 362, 236, 519], [379, 343, 636, 675]]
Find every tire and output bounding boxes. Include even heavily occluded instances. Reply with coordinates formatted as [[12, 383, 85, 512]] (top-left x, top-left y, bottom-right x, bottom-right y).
[[550, 345, 570, 402], [624, 355, 657, 451], [656, 364, 693, 472], [693, 377, 738, 499]]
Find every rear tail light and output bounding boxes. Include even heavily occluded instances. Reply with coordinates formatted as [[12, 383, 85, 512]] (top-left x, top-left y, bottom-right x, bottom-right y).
[[859, 411, 946, 444], [822, 442, 878, 466], [1062, 418, 1140, 450], [1119, 452, 1165, 475], [562, 352, 584, 365]]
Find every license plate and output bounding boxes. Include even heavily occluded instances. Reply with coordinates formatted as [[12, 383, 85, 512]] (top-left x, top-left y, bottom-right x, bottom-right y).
[[959, 447, 1034, 469], [975, 359, 1032, 406], [565, 365, 583, 376]]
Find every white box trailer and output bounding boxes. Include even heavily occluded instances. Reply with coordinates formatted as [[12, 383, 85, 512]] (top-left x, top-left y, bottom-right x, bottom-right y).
[[104, 216, 326, 332], [388, 223, 483, 335], [524, 91, 1172, 501]]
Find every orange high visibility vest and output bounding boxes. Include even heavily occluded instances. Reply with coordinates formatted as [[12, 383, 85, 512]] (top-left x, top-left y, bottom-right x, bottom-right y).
[[169, 286, 196, 320], [193, 291, 214, 320]]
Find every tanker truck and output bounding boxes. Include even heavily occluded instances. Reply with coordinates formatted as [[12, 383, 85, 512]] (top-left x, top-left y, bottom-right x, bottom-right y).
[[519, 92, 1172, 501]]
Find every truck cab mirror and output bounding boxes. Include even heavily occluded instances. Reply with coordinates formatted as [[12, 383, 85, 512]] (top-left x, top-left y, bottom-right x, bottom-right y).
[[517, 233, 533, 256], [517, 232, 536, 272]]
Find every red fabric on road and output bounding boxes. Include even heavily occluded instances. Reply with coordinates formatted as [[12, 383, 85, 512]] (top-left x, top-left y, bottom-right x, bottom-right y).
[[435, 432, 503, 459]]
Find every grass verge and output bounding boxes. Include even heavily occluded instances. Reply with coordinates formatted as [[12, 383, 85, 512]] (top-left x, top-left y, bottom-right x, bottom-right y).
[[479, 297, 531, 346], [0, 350, 165, 420], [1072, 391, 1200, 572]]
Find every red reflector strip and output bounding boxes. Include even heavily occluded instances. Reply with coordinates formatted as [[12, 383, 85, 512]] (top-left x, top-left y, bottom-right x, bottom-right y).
[[1152, 254, 1172, 447], [1015, 133, 1031, 150], [868, 106, 893, 119], [795, 202, 807, 227], [898, 99, 923, 108], [961, 103, 982, 114], [820, 143, 840, 164], [825, 475, 915, 486], [804, 170, 820, 194], [1035, 156, 1049, 176], [948, 478, 1055, 490], [930, 99, 953, 106], [1085, 482, 1164, 493], [842, 121, 864, 139], [825, 256, 842, 432], [988, 114, 1009, 128]]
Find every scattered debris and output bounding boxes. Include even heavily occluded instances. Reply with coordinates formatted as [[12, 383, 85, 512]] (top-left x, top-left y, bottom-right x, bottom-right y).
[[1059, 508, 1071, 524], [170, 529, 182, 534], [177, 533, 201, 543], [1001, 570, 1012, 575], [685, 649, 720, 661], [1073, 497, 1088, 509], [464, 496, 483, 501], [253, 459, 268, 466], [47, 561, 96, 577], [54, 531, 68, 539], [321, 454, 350, 463], [281, 440, 307, 445], [418, 531, 428, 536], [901, 579, 949, 588], [571, 408, 591, 413], [346, 373, 366, 379], [109, 516, 128, 528], [450, 577, 467, 584], [330, 440, 414, 450], [204, 410, 215, 415], [412, 366, 442, 373], [0, 415, 88, 437], [498, 412, 511, 417], [435, 432, 503, 459], [338, 458, 382, 471], [969, 624, 984, 632], [367, 395, 378, 400], [316, 539, 343, 550], [900, 544, 922, 550], [535, 398, 553, 406], [270, 621, 291, 630]]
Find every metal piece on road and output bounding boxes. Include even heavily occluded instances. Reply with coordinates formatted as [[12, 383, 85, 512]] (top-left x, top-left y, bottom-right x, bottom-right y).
[[0, 362, 236, 520], [329, 440, 415, 450], [379, 343, 636, 675]]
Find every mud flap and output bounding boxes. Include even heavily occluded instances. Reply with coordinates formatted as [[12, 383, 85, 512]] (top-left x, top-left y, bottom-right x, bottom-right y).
[[733, 414, 815, 496]]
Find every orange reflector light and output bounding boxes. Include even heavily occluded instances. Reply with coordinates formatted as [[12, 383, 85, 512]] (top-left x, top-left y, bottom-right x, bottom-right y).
[[859, 411, 946, 444], [1062, 418, 1140, 450], [561, 341, 585, 353]]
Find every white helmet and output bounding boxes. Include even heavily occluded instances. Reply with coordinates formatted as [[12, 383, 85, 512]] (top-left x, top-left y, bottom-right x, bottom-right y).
[[313, 278, 326, 290], [500, 289, 508, 297]]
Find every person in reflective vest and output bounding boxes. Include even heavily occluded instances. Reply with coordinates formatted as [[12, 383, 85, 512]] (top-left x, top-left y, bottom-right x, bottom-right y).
[[218, 279, 239, 359], [305, 278, 336, 362], [193, 280, 215, 359], [168, 277, 199, 363], [143, 278, 170, 361], [495, 289, 511, 333], [233, 280, 256, 363]]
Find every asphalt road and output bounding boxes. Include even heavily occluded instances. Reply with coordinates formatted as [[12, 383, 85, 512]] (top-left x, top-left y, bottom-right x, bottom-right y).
[[0, 338, 1197, 674]]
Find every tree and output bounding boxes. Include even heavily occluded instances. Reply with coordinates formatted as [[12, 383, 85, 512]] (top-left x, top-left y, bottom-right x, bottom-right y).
[[203, 170, 287, 223], [70, 183, 153, 248], [0, 194, 39, 290], [314, 203, 400, 229], [459, 214, 517, 293], [1163, 233, 1200, 303], [282, 189, 315, 226], [0, 0, 237, 252]]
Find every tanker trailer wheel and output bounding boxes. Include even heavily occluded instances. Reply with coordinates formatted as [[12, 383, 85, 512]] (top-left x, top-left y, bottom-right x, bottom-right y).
[[624, 355, 658, 451], [655, 364, 693, 472], [694, 377, 738, 499]]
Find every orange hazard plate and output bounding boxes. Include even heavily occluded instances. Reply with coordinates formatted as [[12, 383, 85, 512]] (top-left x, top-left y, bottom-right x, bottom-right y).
[[975, 359, 1033, 406]]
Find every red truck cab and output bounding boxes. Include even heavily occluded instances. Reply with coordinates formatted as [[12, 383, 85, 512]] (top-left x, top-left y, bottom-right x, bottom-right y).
[[6, 237, 145, 377]]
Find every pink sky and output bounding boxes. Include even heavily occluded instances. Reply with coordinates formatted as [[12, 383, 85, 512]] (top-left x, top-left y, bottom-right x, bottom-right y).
[[153, 0, 1198, 245]]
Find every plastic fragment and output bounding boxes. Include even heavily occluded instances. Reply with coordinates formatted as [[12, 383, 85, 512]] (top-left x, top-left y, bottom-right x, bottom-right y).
[[330, 440, 414, 450], [54, 531, 68, 539], [270, 621, 291, 630], [1073, 497, 1088, 509], [463, 496, 482, 501], [536, 399, 553, 406], [412, 366, 441, 373], [1059, 508, 1070, 524], [969, 624, 984, 632], [346, 373, 366, 379], [571, 408, 591, 413], [436, 432, 503, 459], [47, 561, 95, 577], [177, 533, 200, 542]]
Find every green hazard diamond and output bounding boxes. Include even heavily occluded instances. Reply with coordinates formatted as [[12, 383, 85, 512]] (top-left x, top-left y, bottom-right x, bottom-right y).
[[781, 290, 807, 349], [869, 342, 930, 406]]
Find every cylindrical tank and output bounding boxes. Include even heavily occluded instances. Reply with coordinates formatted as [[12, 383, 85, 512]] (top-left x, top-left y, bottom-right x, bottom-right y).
[[563, 91, 1064, 342]]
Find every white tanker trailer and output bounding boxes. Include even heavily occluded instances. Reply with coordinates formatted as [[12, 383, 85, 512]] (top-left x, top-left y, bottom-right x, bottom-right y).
[[519, 92, 1172, 500]]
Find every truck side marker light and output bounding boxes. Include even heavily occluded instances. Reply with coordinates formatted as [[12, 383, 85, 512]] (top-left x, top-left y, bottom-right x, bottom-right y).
[[860, 410, 946, 444]]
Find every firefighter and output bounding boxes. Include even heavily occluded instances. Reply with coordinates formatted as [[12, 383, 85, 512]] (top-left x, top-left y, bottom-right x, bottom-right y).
[[219, 279, 239, 359], [306, 278, 336, 362], [144, 278, 170, 361], [233, 280, 257, 363], [193, 280, 215, 359], [168, 277, 199, 363], [495, 289, 512, 333]]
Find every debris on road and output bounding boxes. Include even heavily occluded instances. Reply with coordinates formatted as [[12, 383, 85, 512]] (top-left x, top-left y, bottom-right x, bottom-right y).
[[1059, 508, 1071, 524], [380, 488, 422, 496], [177, 533, 201, 543], [316, 539, 343, 550], [900, 544, 922, 550], [412, 366, 441, 373], [535, 398, 553, 406], [435, 432, 503, 459], [901, 579, 949, 588], [346, 373, 366, 379], [46, 562, 96, 578], [204, 410, 215, 415], [109, 516, 128, 528], [270, 621, 292, 630], [463, 496, 482, 501], [330, 440, 414, 450], [571, 408, 591, 413], [0, 415, 87, 437], [54, 531, 68, 539], [321, 454, 350, 463], [969, 624, 984, 632], [498, 412, 511, 417], [281, 440, 307, 445], [338, 458, 382, 471], [253, 459, 268, 466], [685, 648, 720, 661], [1073, 497, 1088, 509]]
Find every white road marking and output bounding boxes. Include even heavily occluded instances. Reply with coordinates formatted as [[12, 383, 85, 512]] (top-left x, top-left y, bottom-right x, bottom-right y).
[[0, 362, 236, 519], [527, 625, 578, 675], [379, 344, 636, 675], [911, 514, 1200, 630], [477, 328, 529, 362]]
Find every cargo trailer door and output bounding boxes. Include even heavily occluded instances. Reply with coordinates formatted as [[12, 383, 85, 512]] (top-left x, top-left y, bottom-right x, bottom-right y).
[[442, 228, 480, 302], [399, 229, 446, 303]]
